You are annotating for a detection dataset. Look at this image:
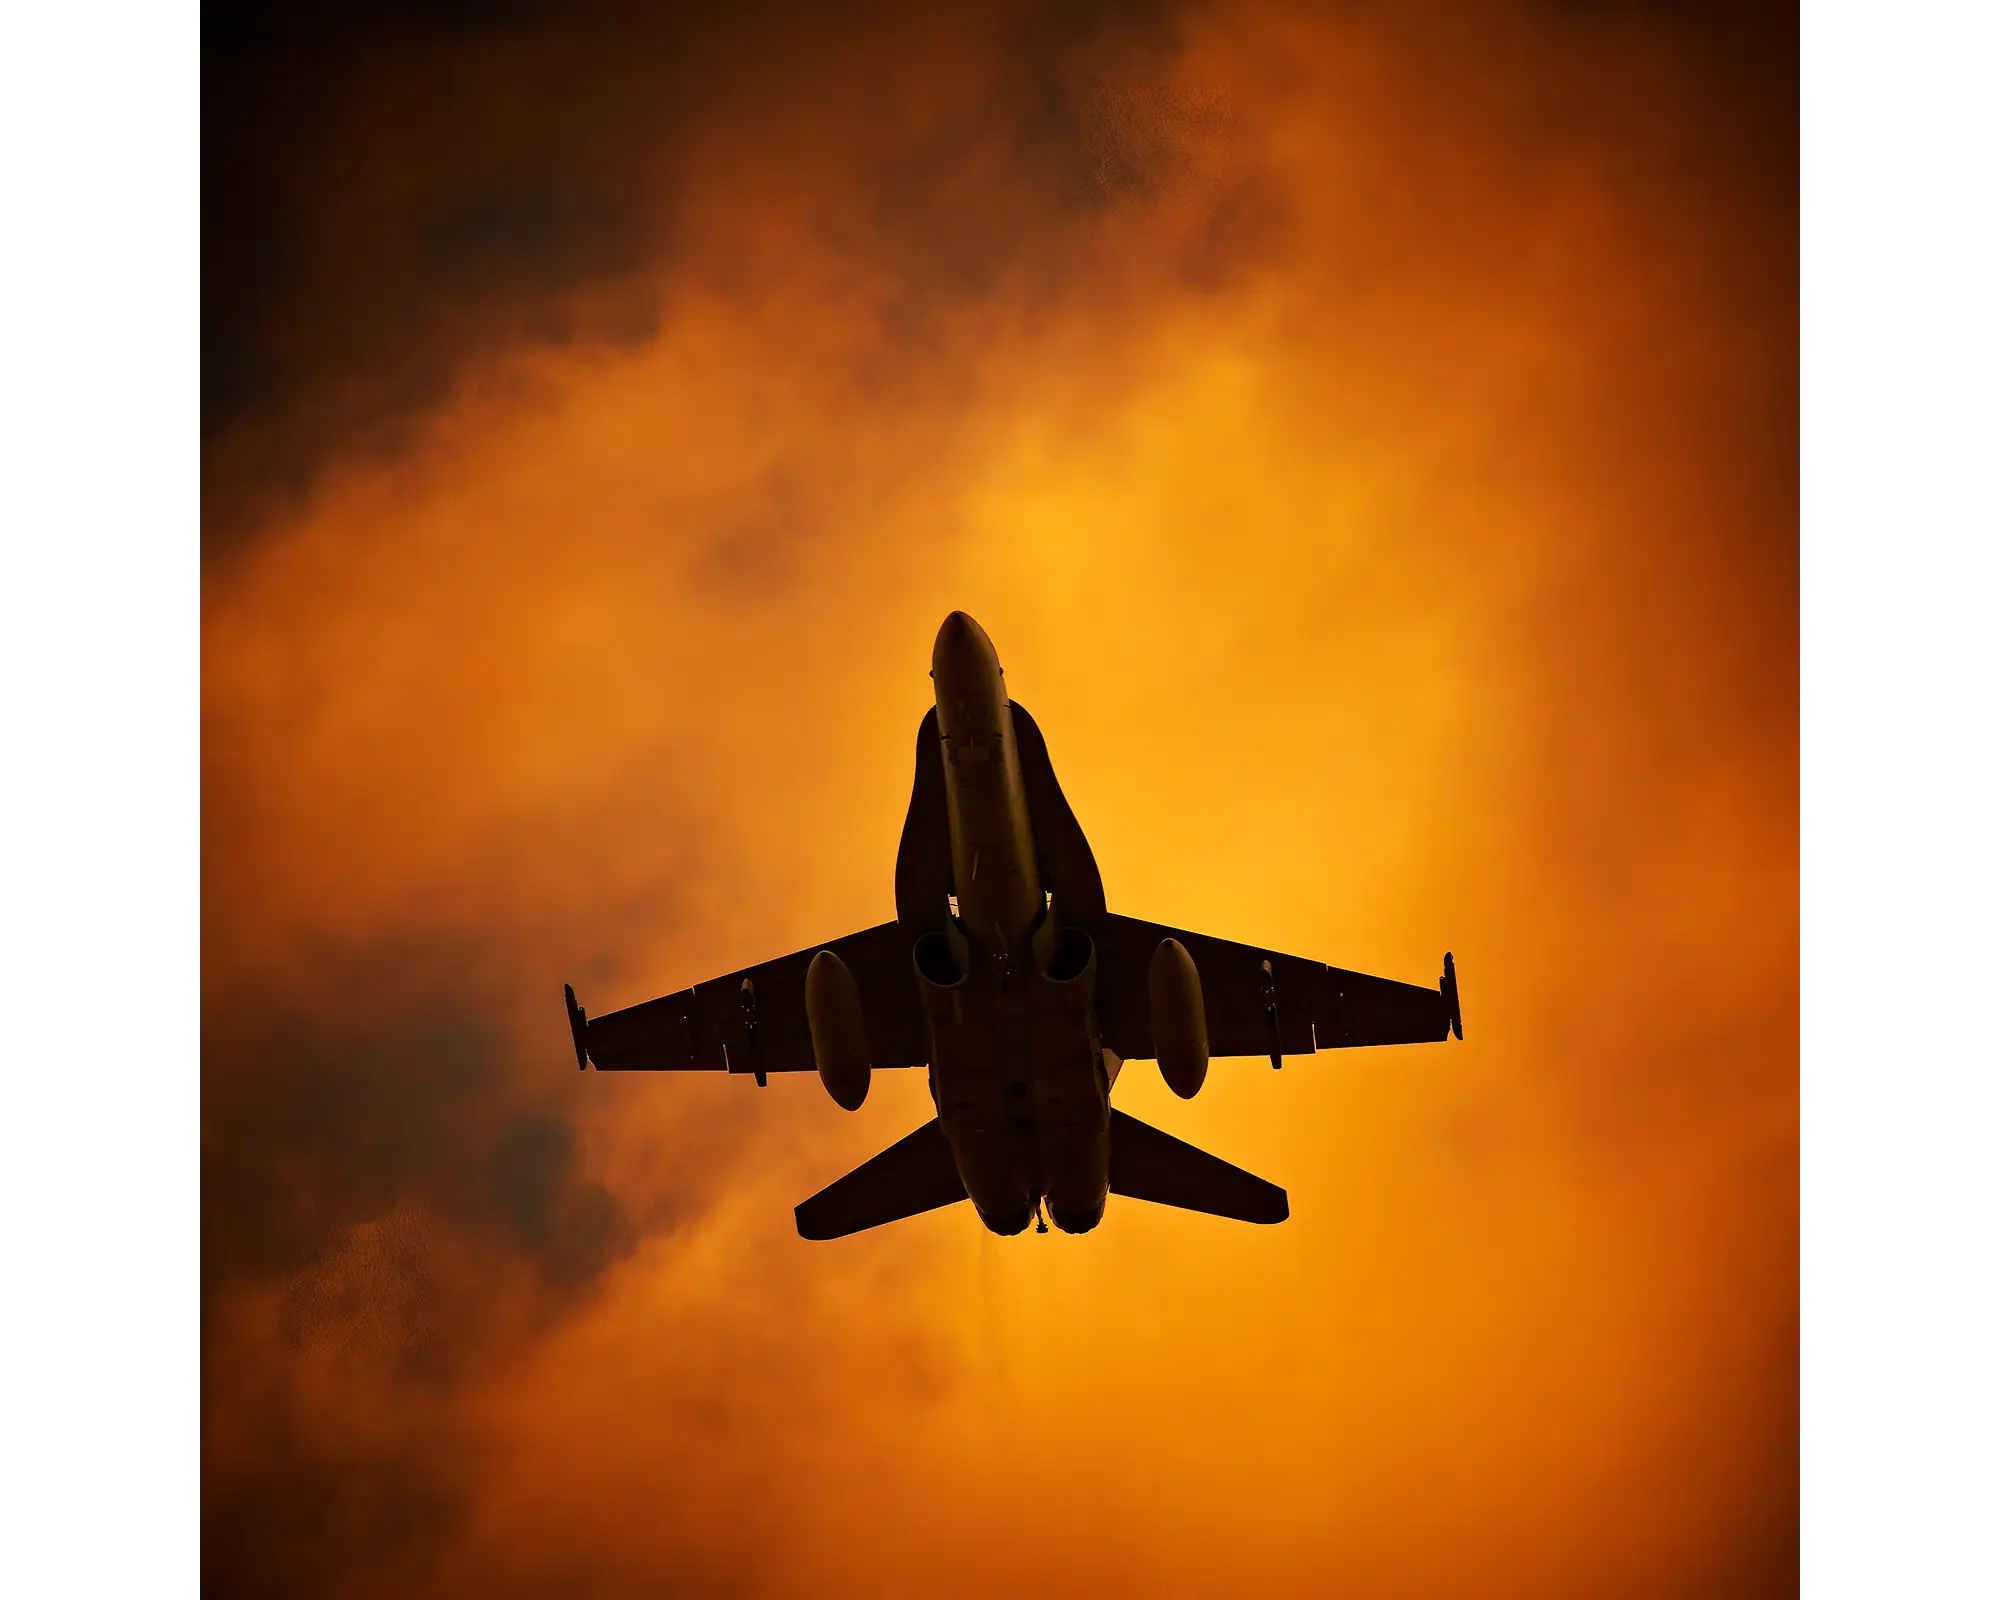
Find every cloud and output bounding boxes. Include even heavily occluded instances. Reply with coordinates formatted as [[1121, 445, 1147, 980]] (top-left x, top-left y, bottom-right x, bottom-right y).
[[200, 0, 1215, 554], [203, 941, 635, 1317]]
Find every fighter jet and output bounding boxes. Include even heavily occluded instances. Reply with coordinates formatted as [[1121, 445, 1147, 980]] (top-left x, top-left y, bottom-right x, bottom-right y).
[[565, 611, 1462, 1239]]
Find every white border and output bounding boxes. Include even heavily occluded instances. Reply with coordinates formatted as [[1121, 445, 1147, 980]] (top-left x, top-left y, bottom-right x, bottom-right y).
[[1802, 2, 2000, 1592], [1, 3, 1994, 1592], [0, 4, 200, 1593]]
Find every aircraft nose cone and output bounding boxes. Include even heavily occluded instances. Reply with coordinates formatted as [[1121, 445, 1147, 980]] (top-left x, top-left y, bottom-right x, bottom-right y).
[[932, 610, 1001, 708]]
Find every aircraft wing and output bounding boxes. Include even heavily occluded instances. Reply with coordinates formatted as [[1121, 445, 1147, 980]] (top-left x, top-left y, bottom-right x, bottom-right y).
[[1092, 912, 1461, 1062], [568, 920, 927, 1077]]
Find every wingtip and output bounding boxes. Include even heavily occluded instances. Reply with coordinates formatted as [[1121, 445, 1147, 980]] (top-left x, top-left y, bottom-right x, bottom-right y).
[[794, 1203, 838, 1242], [1441, 952, 1463, 1041], [563, 983, 591, 1070]]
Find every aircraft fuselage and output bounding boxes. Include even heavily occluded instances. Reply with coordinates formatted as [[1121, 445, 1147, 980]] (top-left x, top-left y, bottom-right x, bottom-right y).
[[921, 612, 1112, 1234]]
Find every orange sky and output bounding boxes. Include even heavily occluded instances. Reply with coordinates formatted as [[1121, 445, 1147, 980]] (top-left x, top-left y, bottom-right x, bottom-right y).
[[203, 3, 1797, 1593]]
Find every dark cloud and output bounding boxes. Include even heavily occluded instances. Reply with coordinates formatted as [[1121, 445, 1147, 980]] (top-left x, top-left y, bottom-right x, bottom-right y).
[[203, 941, 633, 1311], [203, 1416, 466, 1600], [200, 936, 698, 1594], [202, 0, 1797, 554], [202, 0, 690, 548], [201, 0, 1201, 556]]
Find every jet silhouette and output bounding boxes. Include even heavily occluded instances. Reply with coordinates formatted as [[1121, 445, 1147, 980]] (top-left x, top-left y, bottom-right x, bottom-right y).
[[566, 612, 1462, 1239]]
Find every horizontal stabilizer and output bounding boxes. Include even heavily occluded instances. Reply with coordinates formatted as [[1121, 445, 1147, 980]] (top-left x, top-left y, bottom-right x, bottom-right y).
[[795, 1118, 969, 1240], [1108, 1109, 1289, 1224]]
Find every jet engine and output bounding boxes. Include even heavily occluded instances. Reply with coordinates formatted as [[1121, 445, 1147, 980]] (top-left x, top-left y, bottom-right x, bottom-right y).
[[805, 950, 872, 1110], [1149, 937, 1209, 1098]]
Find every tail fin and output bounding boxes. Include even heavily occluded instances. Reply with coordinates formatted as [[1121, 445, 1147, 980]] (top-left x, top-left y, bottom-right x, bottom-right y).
[[1109, 1109, 1289, 1224], [795, 1118, 969, 1239]]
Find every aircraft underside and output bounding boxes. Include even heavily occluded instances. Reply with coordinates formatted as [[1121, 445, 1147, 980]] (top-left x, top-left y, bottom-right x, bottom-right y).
[[566, 613, 1461, 1239]]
